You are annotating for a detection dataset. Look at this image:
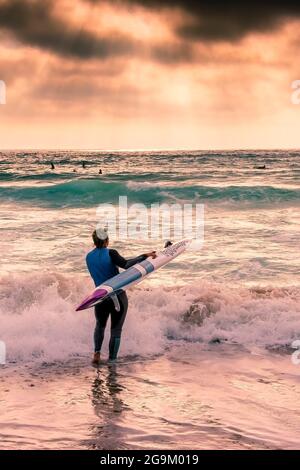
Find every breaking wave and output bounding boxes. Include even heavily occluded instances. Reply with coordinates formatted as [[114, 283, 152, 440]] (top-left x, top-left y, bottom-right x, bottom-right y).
[[1, 272, 299, 363], [0, 178, 299, 208]]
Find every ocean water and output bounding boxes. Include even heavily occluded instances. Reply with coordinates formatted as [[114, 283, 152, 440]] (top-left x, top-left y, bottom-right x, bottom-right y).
[[0, 149, 300, 449]]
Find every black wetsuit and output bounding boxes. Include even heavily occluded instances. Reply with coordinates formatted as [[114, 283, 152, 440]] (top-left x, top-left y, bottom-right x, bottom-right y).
[[91, 249, 147, 360]]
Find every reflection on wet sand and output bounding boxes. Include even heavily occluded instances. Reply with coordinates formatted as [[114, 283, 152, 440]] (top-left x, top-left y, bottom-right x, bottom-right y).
[[90, 365, 130, 450]]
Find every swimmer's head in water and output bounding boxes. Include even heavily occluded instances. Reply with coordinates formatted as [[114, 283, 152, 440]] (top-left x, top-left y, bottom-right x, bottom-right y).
[[92, 228, 109, 248]]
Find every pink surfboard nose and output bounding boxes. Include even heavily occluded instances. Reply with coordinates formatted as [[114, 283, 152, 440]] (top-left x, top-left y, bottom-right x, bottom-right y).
[[76, 288, 108, 311]]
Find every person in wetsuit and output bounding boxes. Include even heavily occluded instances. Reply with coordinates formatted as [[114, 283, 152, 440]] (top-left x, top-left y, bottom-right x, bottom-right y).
[[86, 228, 156, 365]]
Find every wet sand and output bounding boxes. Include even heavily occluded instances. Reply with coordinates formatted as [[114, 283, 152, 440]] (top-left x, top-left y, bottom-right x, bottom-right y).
[[1, 344, 299, 450]]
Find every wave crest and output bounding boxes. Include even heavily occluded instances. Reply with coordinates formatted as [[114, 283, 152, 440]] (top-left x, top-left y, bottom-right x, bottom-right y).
[[1, 273, 299, 363], [0, 178, 299, 208]]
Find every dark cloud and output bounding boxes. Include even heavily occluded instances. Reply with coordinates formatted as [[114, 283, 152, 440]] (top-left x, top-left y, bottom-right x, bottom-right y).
[[0, 0, 135, 59], [0, 0, 196, 63], [120, 0, 300, 41], [151, 42, 194, 64], [1, 0, 300, 66]]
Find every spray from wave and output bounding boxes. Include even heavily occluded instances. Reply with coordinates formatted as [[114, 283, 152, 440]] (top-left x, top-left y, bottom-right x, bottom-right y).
[[0, 273, 299, 363]]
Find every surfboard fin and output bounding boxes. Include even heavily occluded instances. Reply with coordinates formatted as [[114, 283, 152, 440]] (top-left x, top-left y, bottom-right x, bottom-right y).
[[111, 294, 121, 312]]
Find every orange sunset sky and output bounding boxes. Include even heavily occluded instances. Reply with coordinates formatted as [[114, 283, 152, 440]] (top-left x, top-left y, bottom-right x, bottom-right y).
[[0, 0, 300, 150]]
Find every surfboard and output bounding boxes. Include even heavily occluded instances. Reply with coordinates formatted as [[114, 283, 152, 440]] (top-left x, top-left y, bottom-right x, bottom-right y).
[[76, 238, 191, 311]]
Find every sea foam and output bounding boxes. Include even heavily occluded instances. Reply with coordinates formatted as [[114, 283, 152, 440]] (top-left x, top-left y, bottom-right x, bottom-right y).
[[0, 272, 299, 363]]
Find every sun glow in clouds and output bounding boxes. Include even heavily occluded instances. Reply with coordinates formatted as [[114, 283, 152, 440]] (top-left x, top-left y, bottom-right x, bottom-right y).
[[0, 80, 6, 104], [0, 0, 300, 149], [291, 80, 300, 105]]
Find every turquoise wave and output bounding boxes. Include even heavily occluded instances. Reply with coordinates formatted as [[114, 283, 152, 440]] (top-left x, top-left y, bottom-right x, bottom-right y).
[[0, 179, 299, 208], [0, 172, 76, 181], [0, 171, 214, 183]]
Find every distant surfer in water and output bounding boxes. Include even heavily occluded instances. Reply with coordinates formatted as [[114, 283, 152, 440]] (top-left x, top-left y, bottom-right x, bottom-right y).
[[82, 161, 86, 169], [255, 165, 266, 170], [86, 229, 156, 365], [50, 162, 55, 170]]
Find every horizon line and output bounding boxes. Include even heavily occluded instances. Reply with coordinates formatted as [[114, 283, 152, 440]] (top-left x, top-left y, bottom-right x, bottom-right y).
[[1, 146, 300, 153]]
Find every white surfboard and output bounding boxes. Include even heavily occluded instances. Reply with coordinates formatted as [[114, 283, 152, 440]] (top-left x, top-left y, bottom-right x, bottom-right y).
[[76, 239, 191, 311]]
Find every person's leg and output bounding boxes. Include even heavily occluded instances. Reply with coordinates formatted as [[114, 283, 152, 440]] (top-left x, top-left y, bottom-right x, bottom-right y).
[[94, 301, 110, 353], [109, 291, 128, 361]]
